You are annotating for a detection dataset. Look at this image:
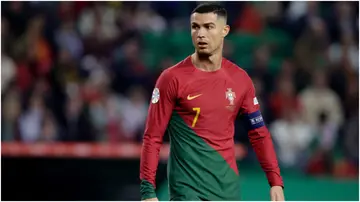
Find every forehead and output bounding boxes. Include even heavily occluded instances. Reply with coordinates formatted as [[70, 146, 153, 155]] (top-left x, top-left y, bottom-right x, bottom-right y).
[[190, 12, 218, 24]]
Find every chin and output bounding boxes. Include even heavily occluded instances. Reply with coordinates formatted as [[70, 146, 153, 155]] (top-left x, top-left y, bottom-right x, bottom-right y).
[[196, 49, 211, 56]]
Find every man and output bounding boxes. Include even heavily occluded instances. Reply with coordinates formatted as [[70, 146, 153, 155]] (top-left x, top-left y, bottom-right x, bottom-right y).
[[140, 3, 284, 201]]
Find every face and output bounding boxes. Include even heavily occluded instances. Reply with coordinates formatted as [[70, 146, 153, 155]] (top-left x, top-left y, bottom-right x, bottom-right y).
[[191, 12, 230, 56]]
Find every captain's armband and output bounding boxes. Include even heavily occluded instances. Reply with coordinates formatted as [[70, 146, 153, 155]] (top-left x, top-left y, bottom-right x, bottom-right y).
[[244, 110, 265, 130]]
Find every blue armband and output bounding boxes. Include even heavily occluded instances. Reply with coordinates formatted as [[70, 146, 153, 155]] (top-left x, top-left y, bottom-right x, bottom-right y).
[[244, 110, 265, 130]]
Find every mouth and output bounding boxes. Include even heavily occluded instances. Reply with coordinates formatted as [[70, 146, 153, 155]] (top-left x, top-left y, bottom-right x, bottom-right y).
[[197, 42, 208, 48]]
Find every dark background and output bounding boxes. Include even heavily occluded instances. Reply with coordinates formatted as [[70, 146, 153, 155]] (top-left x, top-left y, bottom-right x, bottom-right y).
[[2, 157, 167, 201]]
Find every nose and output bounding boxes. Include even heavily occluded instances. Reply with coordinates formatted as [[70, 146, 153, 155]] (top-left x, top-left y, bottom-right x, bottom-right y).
[[197, 27, 206, 38]]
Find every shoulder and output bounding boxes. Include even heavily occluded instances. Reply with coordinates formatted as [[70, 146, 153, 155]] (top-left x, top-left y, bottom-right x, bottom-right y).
[[160, 56, 192, 78], [164, 59, 188, 75], [223, 58, 253, 84], [157, 58, 189, 86]]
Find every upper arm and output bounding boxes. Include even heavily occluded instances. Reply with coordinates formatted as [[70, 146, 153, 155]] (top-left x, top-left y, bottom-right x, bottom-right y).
[[144, 69, 178, 138], [240, 75, 265, 131], [240, 79, 260, 114]]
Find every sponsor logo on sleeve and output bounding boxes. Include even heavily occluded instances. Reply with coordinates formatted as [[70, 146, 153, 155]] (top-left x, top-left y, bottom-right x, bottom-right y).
[[253, 97, 259, 105], [151, 88, 160, 104]]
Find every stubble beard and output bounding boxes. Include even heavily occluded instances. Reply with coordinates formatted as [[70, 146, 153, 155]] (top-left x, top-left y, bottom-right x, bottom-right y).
[[196, 44, 221, 59], [197, 50, 211, 59]]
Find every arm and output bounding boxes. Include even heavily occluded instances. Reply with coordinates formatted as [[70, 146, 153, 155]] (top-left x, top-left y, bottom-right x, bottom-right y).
[[140, 69, 177, 200], [240, 77, 284, 188]]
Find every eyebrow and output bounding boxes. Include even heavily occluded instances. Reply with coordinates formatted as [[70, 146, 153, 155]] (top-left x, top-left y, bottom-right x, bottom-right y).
[[191, 22, 216, 26]]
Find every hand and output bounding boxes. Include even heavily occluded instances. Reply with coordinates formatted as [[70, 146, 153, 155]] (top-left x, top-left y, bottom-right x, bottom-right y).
[[142, 197, 158, 201], [270, 186, 284, 201]]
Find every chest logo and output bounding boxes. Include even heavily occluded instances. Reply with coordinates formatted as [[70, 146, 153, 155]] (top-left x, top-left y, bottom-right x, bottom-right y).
[[225, 88, 236, 106], [187, 94, 202, 100]]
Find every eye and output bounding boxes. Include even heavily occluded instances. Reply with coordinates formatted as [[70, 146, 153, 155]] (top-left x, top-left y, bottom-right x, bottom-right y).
[[205, 25, 214, 30], [192, 25, 199, 30]]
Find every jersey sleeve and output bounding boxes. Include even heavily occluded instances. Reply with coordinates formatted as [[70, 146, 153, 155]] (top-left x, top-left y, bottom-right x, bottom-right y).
[[240, 76, 284, 188], [140, 69, 177, 200]]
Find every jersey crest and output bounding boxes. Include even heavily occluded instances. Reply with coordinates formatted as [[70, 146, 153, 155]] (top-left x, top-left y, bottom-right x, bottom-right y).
[[225, 88, 236, 106]]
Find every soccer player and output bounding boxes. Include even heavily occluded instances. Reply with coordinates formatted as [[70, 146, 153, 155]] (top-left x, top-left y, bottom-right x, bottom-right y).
[[140, 3, 284, 201]]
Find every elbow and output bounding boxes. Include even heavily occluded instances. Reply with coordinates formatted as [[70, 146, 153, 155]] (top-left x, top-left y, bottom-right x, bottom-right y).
[[142, 131, 164, 148], [248, 126, 270, 142]]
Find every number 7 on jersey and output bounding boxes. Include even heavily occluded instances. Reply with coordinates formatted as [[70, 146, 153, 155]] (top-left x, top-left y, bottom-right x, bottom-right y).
[[192, 107, 201, 127]]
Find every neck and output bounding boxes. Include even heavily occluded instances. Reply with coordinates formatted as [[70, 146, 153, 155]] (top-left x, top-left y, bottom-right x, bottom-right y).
[[192, 47, 223, 72]]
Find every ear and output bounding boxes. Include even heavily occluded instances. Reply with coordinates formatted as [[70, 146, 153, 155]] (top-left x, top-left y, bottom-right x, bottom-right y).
[[222, 25, 230, 38]]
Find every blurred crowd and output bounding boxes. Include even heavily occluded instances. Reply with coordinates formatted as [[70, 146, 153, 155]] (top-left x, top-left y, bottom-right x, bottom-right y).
[[1, 2, 359, 177]]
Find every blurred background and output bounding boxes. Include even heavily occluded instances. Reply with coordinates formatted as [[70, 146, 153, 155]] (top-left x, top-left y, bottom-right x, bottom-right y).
[[1, 1, 359, 201]]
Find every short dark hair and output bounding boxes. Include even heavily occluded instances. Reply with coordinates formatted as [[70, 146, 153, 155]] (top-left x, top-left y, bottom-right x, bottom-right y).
[[191, 3, 227, 20]]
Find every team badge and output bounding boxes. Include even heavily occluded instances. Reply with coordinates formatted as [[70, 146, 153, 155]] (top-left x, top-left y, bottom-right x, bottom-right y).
[[151, 88, 160, 104], [225, 88, 236, 106]]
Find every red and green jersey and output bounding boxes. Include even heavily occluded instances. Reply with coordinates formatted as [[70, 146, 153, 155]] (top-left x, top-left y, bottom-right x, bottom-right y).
[[140, 56, 283, 200]]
